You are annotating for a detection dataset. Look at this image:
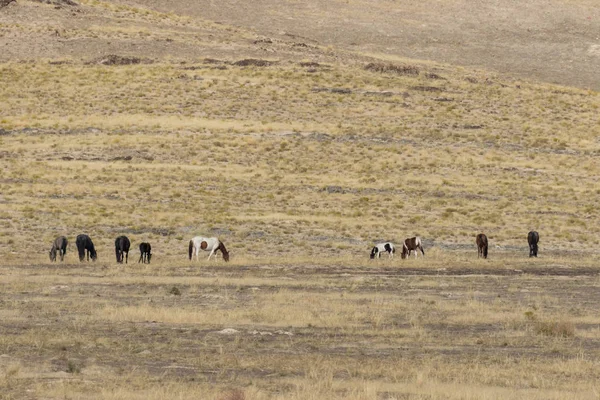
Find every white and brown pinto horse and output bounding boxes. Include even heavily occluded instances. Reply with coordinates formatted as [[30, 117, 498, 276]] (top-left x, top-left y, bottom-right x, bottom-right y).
[[370, 242, 395, 259], [401, 237, 425, 259], [189, 236, 229, 262]]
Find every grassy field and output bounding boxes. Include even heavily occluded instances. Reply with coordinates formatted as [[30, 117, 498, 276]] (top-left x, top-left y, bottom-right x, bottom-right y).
[[1, 257, 600, 399], [1, 0, 600, 398]]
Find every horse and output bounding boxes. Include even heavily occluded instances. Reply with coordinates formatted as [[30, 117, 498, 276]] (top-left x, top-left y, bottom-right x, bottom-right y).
[[76, 234, 97, 262], [188, 236, 229, 262], [401, 237, 425, 259], [528, 231, 539, 257], [138, 242, 152, 263], [370, 242, 395, 259], [49, 236, 68, 262], [115, 236, 131, 263], [476, 233, 488, 259]]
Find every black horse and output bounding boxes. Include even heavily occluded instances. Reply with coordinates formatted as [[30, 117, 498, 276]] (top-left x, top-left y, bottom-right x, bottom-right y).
[[76, 234, 97, 262], [49, 236, 68, 262], [528, 231, 539, 257], [115, 236, 131, 263], [138, 242, 152, 264], [476, 233, 488, 259]]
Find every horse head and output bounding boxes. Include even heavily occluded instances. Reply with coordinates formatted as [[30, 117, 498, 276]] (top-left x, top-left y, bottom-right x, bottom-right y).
[[218, 241, 230, 262], [401, 243, 408, 259], [369, 247, 378, 259], [49, 249, 56, 262]]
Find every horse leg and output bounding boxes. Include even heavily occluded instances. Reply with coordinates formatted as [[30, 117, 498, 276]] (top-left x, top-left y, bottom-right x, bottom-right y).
[[125, 251, 128, 264], [207, 248, 216, 261]]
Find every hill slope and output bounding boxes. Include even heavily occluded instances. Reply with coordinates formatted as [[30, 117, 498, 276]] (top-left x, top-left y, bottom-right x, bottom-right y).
[[1, 0, 599, 89]]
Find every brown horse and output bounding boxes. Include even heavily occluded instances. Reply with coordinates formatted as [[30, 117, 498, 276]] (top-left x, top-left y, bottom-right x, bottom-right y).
[[401, 237, 425, 259], [476, 233, 488, 259], [528, 231, 539, 257]]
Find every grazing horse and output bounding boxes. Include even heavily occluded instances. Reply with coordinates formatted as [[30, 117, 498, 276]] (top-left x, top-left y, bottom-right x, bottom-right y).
[[49, 236, 68, 262], [75, 234, 97, 262], [115, 236, 131, 263], [189, 236, 230, 262], [138, 242, 152, 263], [476, 233, 488, 259], [528, 231, 539, 257], [401, 237, 425, 259], [370, 242, 395, 259]]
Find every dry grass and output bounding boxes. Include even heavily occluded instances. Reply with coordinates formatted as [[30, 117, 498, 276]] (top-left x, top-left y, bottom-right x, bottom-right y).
[[1, 257, 600, 399], [0, 60, 598, 262]]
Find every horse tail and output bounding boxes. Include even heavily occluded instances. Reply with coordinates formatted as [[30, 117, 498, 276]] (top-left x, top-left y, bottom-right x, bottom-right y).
[[188, 240, 193, 260]]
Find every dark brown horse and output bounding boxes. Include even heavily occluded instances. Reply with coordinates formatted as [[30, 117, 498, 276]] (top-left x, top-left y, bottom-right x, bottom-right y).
[[476, 233, 488, 259], [138, 242, 152, 263], [401, 237, 425, 259], [528, 231, 539, 257], [115, 236, 131, 263], [49, 236, 68, 262], [76, 234, 97, 262]]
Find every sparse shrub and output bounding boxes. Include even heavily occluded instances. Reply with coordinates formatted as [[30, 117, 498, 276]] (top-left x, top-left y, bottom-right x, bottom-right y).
[[364, 62, 419, 76], [524, 311, 536, 321], [66, 360, 81, 374], [169, 286, 181, 296], [534, 320, 575, 338]]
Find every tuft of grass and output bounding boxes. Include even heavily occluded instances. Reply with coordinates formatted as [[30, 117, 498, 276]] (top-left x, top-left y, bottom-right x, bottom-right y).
[[66, 360, 82, 374], [219, 389, 246, 400], [534, 320, 576, 338]]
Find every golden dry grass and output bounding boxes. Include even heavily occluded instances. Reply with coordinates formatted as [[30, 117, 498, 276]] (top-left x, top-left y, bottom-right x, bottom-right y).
[[0, 59, 599, 261], [1, 257, 600, 399]]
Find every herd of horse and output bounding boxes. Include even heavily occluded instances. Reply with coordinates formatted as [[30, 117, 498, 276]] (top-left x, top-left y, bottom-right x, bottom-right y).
[[48, 234, 228, 263], [49, 231, 540, 263]]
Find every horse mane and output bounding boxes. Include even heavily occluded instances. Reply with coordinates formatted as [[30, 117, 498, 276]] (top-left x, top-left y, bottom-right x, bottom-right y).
[[188, 240, 193, 260], [218, 241, 229, 262]]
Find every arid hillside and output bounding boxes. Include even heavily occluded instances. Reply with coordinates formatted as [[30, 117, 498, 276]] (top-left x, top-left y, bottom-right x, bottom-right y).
[[1, 0, 599, 89]]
